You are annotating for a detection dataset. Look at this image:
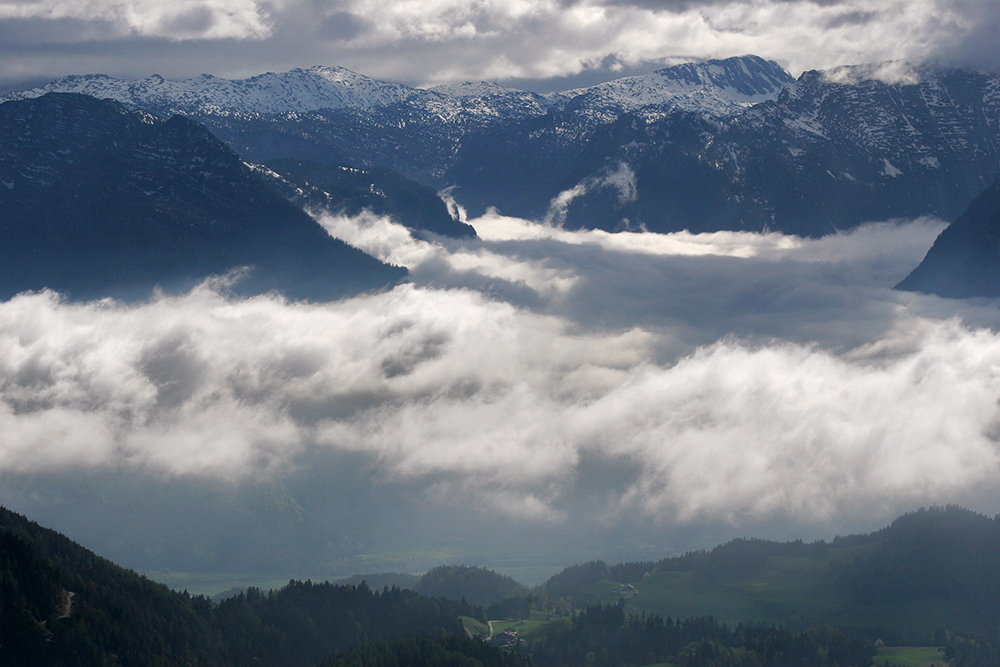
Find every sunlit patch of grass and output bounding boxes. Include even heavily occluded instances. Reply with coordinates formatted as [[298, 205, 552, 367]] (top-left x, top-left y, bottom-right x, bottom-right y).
[[461, 616, 489, 637], [876, 646, 948, 667]]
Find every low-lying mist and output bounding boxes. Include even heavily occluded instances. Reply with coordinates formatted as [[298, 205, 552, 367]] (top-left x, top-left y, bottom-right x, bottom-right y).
[[3, 210, 999, 581]]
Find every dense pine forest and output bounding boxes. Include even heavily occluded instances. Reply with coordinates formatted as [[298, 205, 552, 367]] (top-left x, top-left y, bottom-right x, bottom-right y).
[[318, 635, 533, 667], [528, 603, 875, 667]]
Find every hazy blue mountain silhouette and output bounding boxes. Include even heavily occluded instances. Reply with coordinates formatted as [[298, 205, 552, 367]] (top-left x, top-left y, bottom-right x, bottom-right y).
[[897, 179, 1000, 298], [0, 93, 404, 301]]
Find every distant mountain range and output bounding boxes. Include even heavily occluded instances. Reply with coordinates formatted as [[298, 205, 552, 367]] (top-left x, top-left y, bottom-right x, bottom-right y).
[[447, 62, 1000, 235], [1, 56, 791, 120], [6, 56, 1000, 240], [6, 56, 1000, 298]]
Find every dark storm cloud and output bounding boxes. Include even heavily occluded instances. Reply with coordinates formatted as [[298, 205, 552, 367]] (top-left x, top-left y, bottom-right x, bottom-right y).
[[0, 17, 119, 46], [315, 11, 370, 41], [823, 9, 878, 29]]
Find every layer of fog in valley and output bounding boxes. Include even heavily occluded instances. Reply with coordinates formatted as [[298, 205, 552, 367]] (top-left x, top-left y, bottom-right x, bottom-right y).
[[3, 208, 1000, 588]]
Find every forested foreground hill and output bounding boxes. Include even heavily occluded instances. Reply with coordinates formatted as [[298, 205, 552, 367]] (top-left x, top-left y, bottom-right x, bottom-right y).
[[0, 506, 477, 666], [414, 565, 531, 608]]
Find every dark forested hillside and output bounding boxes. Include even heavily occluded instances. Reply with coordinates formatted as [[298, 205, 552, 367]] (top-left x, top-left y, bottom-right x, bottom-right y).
[[539, 506, 1000, 640], [6, 504, 999, 665], [415, 565, 530, 608], [528, 603, 874, 667], [0, 505, 222, 666], [319, 635, 533, 667], [835, 507, 1000, 617], [0, 506, 477, 667]]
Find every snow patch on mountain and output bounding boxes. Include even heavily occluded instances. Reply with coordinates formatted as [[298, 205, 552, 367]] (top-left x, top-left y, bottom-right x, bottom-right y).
[[1, 66, 430, 115]]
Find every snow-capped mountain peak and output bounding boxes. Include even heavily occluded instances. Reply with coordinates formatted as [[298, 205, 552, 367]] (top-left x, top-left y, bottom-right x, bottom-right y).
[[557, 54, 795, 116], [654, 55, 795, 98], [2, 55, 795, 120]]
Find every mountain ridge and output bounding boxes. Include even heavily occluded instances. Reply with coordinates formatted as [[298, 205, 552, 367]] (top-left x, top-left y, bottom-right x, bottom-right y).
[[0, 92, 405, 301], [8, 57, 1000, 237], [0, 55, 793, 120]]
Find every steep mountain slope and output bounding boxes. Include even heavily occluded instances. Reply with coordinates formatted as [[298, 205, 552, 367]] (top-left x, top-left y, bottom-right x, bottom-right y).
[[895, 179, 1000, 297], [712, 64, 1000, 234], [262, 159, 476, 238], [0, 93, 404, 301]]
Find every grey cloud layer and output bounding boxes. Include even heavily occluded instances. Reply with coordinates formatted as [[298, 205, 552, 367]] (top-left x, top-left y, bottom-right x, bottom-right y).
[[3, 213, 1000, 532], [1, 0, 999, 89]]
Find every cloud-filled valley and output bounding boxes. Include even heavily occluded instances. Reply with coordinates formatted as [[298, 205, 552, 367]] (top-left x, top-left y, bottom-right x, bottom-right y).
[[4, 209, 1000, 574]]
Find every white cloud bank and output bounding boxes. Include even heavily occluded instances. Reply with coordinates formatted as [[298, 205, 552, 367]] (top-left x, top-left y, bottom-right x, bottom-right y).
[[3, 213, 1000, 533], [0, 0, 274, 40]]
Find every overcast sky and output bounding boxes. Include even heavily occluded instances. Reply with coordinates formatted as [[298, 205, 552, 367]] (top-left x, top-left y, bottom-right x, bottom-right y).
[[1, 0, 1000, 91]]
